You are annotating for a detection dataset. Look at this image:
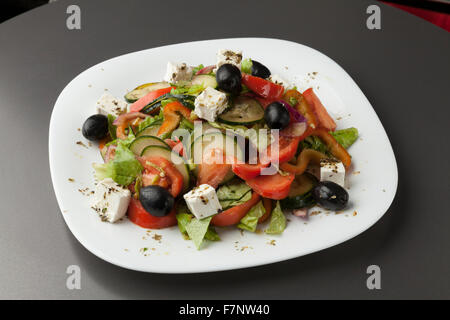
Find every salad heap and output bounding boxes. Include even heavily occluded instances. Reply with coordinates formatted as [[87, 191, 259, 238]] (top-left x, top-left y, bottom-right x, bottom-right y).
[[81, 49, 358, 249]]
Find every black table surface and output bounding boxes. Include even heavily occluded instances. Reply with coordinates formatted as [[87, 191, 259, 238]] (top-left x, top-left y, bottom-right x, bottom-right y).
[[0, 0, 449, 299]]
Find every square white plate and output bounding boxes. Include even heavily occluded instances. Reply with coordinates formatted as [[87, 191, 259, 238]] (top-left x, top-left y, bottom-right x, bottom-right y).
[[49, 38, 398, 273]]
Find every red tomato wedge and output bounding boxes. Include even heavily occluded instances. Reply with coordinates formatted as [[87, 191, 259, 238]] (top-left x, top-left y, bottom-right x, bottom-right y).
[[129, 87, 174, 112], [197, 148, 231, 189], [139, 156, 184, 197], [302, 88, 336, 131], [246, 172, 295, 200], [165, 138, 185, 157], [260, 136, 300, 165], [242, 74, 284, 100], [211, 192, 261, 227], [127, 198, 177, 229], [232, 161, 269, 180]]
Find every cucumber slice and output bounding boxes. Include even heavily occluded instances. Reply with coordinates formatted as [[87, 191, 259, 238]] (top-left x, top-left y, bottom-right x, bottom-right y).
[[124, 82, 171, 103], [218, 97, 264, 125], [141, 145, 190, 192], [129, 136, 169, 156], [136, 123, 161, 137], [280, 173, 318, 209], [191, 75, 218, 89]]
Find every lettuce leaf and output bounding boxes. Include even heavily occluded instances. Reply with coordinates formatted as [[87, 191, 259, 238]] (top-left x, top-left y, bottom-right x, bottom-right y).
[[185, 216, 214, 249], [330, 127, 359, 149], [137, 112, 163, 132], [107, 114, 117, 140], [238, 201, 266, 232], [93, 140, 142, 186], [176, 207, 220, 244], [265, 201, 286, 234], [191, 64, 205, 75], [241, 58, 252, 74], [300, 127, 359, 154]]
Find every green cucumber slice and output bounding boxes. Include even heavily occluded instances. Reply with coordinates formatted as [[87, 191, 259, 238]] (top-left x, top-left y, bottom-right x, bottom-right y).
[[218, 96, 264, 125], [136, 123, 161, 137], [124, 82, 171, 103], [140, 145, 190, 192], [280, 173, 318, 209], [129, 136, 169, 156]]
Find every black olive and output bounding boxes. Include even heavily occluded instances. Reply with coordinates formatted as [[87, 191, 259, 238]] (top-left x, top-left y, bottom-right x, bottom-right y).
[[216, 64, 242, 95], [264, 102, 290, 130], [313, 181, 349, 211], [82, 114, 108, 141], [139, 185, 174, 217], [251, 60, 271, 79]]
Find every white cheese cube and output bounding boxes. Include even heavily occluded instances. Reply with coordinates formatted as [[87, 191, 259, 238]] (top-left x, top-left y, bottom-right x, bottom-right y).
[[183, 184, 222, 219], [91, 178, 131, 223], [163, 61, 193, 83], [268, 74, 290, 88], [320, 159, 346, 187], [194, 87, 228, 122], [96, 93, 128, 117], [215, 49, 243, 71]]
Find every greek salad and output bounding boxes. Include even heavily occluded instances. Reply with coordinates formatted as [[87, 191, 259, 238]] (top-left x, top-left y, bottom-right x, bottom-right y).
[[81, 49, 359, 249]]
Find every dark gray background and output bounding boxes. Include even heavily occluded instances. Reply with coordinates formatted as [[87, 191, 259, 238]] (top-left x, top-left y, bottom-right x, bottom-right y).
[[0, 0, 449, 299]]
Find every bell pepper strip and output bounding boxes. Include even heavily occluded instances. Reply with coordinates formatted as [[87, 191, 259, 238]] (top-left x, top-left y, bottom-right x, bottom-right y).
[[114, 112, 149, 139], [127, 198, 177, 229], [138, 156, 184, 197], [157, 101, 192, 137], [280, 149, 328, 174], [258, 198, 273, 223], [246, 172, 295, 200], [313, 128, 352, 168], [129, 87, 174, 112], [241, 74, 285, 100], [283, 90, 319, 131], [211, 192, 261, 227], [302, 88, 337, 131]]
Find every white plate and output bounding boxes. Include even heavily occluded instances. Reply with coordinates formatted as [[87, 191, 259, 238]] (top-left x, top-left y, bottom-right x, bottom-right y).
[[49, 38, 398, 273]]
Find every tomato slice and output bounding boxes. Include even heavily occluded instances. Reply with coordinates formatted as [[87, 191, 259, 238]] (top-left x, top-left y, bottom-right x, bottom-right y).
[[242, 74, 284, 100], [258, 198, 272, 223], [127, 197, 177, 229], [303, 88, 336, 131], [261, 136, 300, 164], [211, 192, 261, 227], [232, 161, 269, 180], [129, 87, 174, 112], [246, 172, 295, 200], [165, 138, 185, 157], [197, 148, 231, 189], [139, 156, 184, 197]]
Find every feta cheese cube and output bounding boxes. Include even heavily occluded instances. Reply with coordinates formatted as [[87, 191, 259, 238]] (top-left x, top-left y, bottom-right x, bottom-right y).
[[268, 74, 290, 88], [96, 93, 128, 117], [320, 159, 346, 187], [194, 87, 228, 122], [163, 61, 193, 83], [183, 184, 222, 219], [215, 49, 243, 71], [91, 178, 131, 223]]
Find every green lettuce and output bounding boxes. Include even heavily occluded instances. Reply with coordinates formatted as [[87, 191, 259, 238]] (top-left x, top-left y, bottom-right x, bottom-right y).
[[238, 201, 266, 232], [170, 84, 204, 96], [137, 112, 164, 132], [300, 127, 359, 154], [176, 206, 220, 246], [241, 58, 252, 74], [265, 201, 286, 234], [107, 114, 117, 140], [191, 64, 205, 75], [93, 140, 142, 186], [330, 127, 359, 149]]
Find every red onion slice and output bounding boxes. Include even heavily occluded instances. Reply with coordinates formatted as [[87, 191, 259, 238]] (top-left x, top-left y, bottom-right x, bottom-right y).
[[195, 65, 215, 75], [279, 100, 306, 123]]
